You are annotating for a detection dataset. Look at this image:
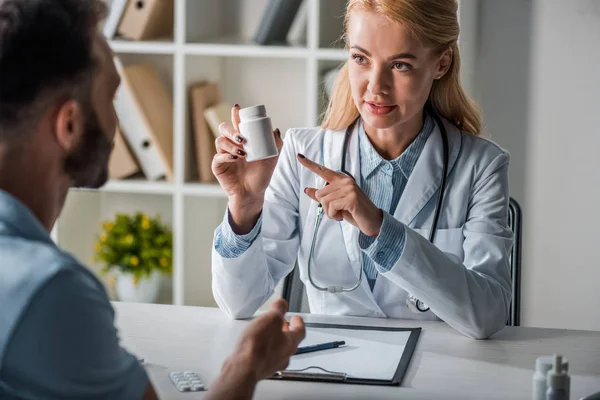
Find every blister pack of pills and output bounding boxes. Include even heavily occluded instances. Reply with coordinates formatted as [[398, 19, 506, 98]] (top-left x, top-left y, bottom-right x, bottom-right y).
[[169, 371, 206, 392]]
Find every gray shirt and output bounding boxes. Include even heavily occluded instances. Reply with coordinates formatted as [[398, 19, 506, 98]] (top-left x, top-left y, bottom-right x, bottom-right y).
[[0, 189, 148, 399]]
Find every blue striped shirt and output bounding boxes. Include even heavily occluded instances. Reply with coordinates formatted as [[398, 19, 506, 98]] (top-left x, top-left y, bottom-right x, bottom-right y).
[[214, 113, 434, 290], [357, 114, 433, 288]]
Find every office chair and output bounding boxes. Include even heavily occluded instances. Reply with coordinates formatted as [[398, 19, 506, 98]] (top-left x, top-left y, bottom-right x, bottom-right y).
[[282, 197, 523, 326], [507, 197, 522, 326]]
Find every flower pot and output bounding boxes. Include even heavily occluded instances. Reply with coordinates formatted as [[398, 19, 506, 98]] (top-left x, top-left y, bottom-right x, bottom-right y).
[[115, 269, 161, 303]]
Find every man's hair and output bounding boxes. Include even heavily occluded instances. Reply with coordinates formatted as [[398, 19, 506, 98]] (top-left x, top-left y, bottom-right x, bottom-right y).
[[0, 0, 107, 138]]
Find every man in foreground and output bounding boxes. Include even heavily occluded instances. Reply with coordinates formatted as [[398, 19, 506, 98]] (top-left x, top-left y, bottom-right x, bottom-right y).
[[0, 1, 305, 399]]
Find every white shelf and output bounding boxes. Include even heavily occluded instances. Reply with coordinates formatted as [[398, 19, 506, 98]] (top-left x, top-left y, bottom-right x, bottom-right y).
[[316, 48, 347, 61], [109, 40, 177, 54], [73, 181, 226, 198], [100, 180, 175, 195], [185, 42, 309, 58], [182, 184, 227, 198], [70, 180, 174, 195]]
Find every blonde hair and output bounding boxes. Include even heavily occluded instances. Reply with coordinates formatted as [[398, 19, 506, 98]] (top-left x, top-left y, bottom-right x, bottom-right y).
[[321, 0, 483, 135]]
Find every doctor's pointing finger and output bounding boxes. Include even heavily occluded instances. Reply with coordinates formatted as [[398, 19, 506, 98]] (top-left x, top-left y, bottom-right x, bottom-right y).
[[297, 153, 383, 237]]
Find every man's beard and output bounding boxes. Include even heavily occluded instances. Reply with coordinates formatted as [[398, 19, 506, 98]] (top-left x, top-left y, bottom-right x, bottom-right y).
[[63, 106, 114, 189]]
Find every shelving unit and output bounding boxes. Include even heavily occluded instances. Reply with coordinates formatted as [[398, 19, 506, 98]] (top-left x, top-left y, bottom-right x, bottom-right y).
[[55, 0, 476, 308]]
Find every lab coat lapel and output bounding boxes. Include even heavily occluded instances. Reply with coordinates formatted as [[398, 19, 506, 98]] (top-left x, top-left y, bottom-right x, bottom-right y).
[[394, 117, 462, 227]]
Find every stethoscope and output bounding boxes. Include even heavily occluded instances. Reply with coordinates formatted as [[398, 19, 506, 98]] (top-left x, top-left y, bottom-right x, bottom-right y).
[[307, 104, 450, 313]]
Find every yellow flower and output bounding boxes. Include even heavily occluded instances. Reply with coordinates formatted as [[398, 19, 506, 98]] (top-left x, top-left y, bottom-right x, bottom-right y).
[[103, 222, 113, 231], [124, 234, 134, 245], [130, 256, 139, 266], [133, 276, 139, 287], [100, 233, 107, 242], [141, 218, 151, 230], [94, 243, 101, 252], [159, 257, 169, 268]]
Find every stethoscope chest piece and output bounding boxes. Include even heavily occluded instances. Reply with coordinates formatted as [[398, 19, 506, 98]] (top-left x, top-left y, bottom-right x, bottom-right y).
[[406, 295, 430, 313]]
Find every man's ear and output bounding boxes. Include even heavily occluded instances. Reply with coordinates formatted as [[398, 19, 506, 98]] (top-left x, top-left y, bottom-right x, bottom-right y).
[[434, 47, 453, 80], [54, 100, 84, 152]]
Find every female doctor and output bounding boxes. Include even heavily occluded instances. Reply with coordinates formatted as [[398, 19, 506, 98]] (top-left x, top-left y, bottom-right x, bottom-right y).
[[211, 0, 513, 339]]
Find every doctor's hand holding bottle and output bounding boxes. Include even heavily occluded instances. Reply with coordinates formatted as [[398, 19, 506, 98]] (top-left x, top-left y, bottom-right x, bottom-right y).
[[213, 105, 386, 239], [212, 105, 283, 235]]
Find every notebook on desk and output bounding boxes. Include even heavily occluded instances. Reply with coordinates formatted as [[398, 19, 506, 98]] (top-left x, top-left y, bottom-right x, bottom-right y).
[[271, 323, 421, 386]]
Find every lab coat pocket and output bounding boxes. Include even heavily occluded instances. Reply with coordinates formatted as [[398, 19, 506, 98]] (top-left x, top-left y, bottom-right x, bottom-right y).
[[412, 227, 465, 260]]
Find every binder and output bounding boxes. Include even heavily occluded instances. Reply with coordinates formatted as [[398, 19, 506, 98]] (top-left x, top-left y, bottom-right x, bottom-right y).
[[287, 0, 308, 46], [253, 0, 304, 45], [113, 58, 173, 181], [189, 82, 221, 183], [108, 125, 141, 179], [270, 323, 421, 386], [118, 0, 174, 41], [102, 0, 128, 39]]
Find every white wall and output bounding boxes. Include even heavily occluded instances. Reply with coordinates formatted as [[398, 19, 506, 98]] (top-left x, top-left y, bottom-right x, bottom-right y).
[[475, 0, 600, 330], [523, 0, 600, 330]]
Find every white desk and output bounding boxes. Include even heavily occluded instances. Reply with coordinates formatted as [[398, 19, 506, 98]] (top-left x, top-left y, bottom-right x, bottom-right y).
[[113, 302, 600, 400]]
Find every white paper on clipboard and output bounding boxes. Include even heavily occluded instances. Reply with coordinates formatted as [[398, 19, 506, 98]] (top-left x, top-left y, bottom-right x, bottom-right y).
[[285, 327, 411, 381]]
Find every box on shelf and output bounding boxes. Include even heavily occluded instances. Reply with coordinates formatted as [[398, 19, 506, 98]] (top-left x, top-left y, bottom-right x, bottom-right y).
[[189, 81, 223, 183], [118, 0, 174, 41], [204, 103, 232, 139]]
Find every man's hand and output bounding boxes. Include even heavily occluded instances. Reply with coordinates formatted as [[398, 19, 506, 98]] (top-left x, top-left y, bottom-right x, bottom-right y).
[[206, 299, 305, 400]]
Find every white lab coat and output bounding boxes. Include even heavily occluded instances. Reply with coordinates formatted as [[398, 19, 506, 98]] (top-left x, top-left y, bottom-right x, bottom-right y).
[[212, 118, 513, 339]]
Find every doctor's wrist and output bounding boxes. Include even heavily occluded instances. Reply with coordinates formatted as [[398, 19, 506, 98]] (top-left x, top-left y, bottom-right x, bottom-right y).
[[228, 198, 264, 235], [363, 208, 384, 238]]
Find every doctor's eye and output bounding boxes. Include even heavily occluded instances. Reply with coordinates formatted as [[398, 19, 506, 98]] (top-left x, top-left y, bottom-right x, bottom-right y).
[[392, 62, 412, 72], [351, 54, 368, 66]]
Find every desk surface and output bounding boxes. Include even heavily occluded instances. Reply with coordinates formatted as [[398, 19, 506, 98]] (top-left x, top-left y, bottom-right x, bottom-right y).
[[113, 302, 600, 400]]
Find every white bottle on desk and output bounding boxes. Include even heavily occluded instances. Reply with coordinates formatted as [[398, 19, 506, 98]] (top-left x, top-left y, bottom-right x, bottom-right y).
[[533, 355, 569, 400], [546, 354, 570, 400]]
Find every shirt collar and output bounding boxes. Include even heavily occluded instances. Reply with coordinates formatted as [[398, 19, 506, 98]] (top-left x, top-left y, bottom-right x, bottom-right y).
[[0, 189, 55, 245], [359, 112, 434, 179]]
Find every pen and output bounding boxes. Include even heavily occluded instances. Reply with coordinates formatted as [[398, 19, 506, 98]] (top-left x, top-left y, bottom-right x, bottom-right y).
[[294, 340, 346, 355]]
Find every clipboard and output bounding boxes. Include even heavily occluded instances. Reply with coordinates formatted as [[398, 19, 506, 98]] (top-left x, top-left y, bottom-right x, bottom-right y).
[[270, 323, 421, 386]]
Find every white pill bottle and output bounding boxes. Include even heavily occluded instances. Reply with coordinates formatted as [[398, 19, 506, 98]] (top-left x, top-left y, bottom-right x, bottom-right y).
[[238, 105, 279, 162]]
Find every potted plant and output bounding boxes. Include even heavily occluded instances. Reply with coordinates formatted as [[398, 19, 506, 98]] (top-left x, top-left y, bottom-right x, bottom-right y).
[[94, 212, 173, 303]]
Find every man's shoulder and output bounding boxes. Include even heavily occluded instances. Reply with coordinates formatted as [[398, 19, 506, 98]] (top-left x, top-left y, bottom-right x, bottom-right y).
[[0, 235, 105, 307], [0, 237, 108, 369], [0, 244, 148, 400]]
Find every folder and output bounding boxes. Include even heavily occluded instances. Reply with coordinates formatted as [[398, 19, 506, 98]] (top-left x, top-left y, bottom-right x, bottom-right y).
[[108, 125, 141, 179], [287, 0, 308, 46], [204, 103, 232, 139], [189, 82, 221, 183], [103, 0, 128, 39], [113, 58, 173, 181], [118, 0, 174, 41], [253, 0, 304, 45], [270, 323, 421, 386]]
